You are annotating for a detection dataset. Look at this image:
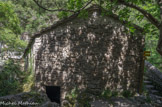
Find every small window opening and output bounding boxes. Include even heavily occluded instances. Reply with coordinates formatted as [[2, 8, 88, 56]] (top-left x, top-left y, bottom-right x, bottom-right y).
[[46, 86, 60, 104]]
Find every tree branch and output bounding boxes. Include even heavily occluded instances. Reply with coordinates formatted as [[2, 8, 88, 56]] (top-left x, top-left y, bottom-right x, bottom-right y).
[[73, 0, 93, 14], [117, 0, 161, 29], [80, 0, 93, 11], [33, 0, 93, 14], [33, 0, 75, 13]]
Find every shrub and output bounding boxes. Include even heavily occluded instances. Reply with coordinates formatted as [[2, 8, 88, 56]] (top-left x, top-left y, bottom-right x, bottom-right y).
[[22, 69, 34, 92], [64, 88, 91, 107], [121, 90, 133, 98], [101, 89, 112, 99], [0, 59, 24, 96]]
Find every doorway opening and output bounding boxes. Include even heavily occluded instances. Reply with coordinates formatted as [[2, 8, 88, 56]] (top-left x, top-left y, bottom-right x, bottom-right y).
[[46, 86, 60, 104]]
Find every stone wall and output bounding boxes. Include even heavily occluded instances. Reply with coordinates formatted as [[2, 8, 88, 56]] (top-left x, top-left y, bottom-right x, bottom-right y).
[[31, 8, 144, 101]]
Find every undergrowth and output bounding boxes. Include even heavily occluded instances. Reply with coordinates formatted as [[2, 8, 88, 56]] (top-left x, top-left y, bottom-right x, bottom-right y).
[[0, 59, 34, 96]]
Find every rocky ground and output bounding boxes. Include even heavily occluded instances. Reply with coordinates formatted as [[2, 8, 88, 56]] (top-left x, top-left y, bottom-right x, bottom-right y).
[[90, 94, 162, 107], [0, 92, 161, 107], [0, 92, 60, 107]]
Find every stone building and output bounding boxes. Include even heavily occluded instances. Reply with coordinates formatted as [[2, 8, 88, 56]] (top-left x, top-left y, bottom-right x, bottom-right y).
[[23, 5, 144, 104]]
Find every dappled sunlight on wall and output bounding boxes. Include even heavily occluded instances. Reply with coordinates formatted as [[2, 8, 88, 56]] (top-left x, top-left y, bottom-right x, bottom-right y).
[[32, 8, 144, 101]]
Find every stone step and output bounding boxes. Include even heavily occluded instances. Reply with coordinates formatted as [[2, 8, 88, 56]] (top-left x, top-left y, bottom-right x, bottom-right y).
[[143, 76, 153, 82], [155, 95, 162, 100], [149, 94, 162, 102], [144, 80, 152, 84], [145, 85, 154, 89], [150, 90, 159, 94], [143, 76, 149, 80]]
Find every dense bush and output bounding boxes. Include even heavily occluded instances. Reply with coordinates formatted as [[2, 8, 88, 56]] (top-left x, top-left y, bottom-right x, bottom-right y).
[[0, 58, 35, 97], [64, 88, 91, 107], [0, 59, 24, 96]]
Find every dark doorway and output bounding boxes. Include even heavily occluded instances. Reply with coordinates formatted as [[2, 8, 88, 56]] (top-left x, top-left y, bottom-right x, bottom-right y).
[[46, 86, 60, 104]]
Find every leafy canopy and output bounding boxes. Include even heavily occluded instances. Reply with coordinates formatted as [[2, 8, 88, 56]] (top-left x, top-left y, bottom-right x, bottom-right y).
[[0, 1, 27, 52]]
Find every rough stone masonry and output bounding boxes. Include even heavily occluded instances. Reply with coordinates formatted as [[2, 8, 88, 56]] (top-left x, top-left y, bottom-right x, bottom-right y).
[[24, 5, 144, 103]]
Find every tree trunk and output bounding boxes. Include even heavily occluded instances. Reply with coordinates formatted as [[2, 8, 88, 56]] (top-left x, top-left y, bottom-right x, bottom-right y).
[[157, 25, 162, 55], [0, 42, 1, 54], [156, 0, 162, 56]]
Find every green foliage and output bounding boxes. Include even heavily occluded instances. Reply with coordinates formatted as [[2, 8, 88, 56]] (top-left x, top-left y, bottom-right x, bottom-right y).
[[103, 0, 162, 70], [64, 88, 91, 107], [0, 58, 35, 96], [67, 0, 84, 10], [128, 4, 161, 71], [145, 33, 162, 71], [101, 89, 119, 99], [58, 0, 89, 19], [0, 28, 27, 52], [0, 1, 21, 34], [22, 50, 35, 92], [145, 95, 152, 103], [78, 10, 89, 18], [143, 91, 152, 103], [1, 0, 58, 35], [29, 50, 33, 72], [57, 11, 69, 19], [64, 88, 78, 107], [101, 89, 134, 99], [70, 87, 78, 99], [121, 90, 133, 98], [22, 68, 34, 92], [77, 91, 91, 107], [111, 91, 119, 97], [0, 1, 27, 52], [101, 89, 112, 99], [0, 59, 24, 96]]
